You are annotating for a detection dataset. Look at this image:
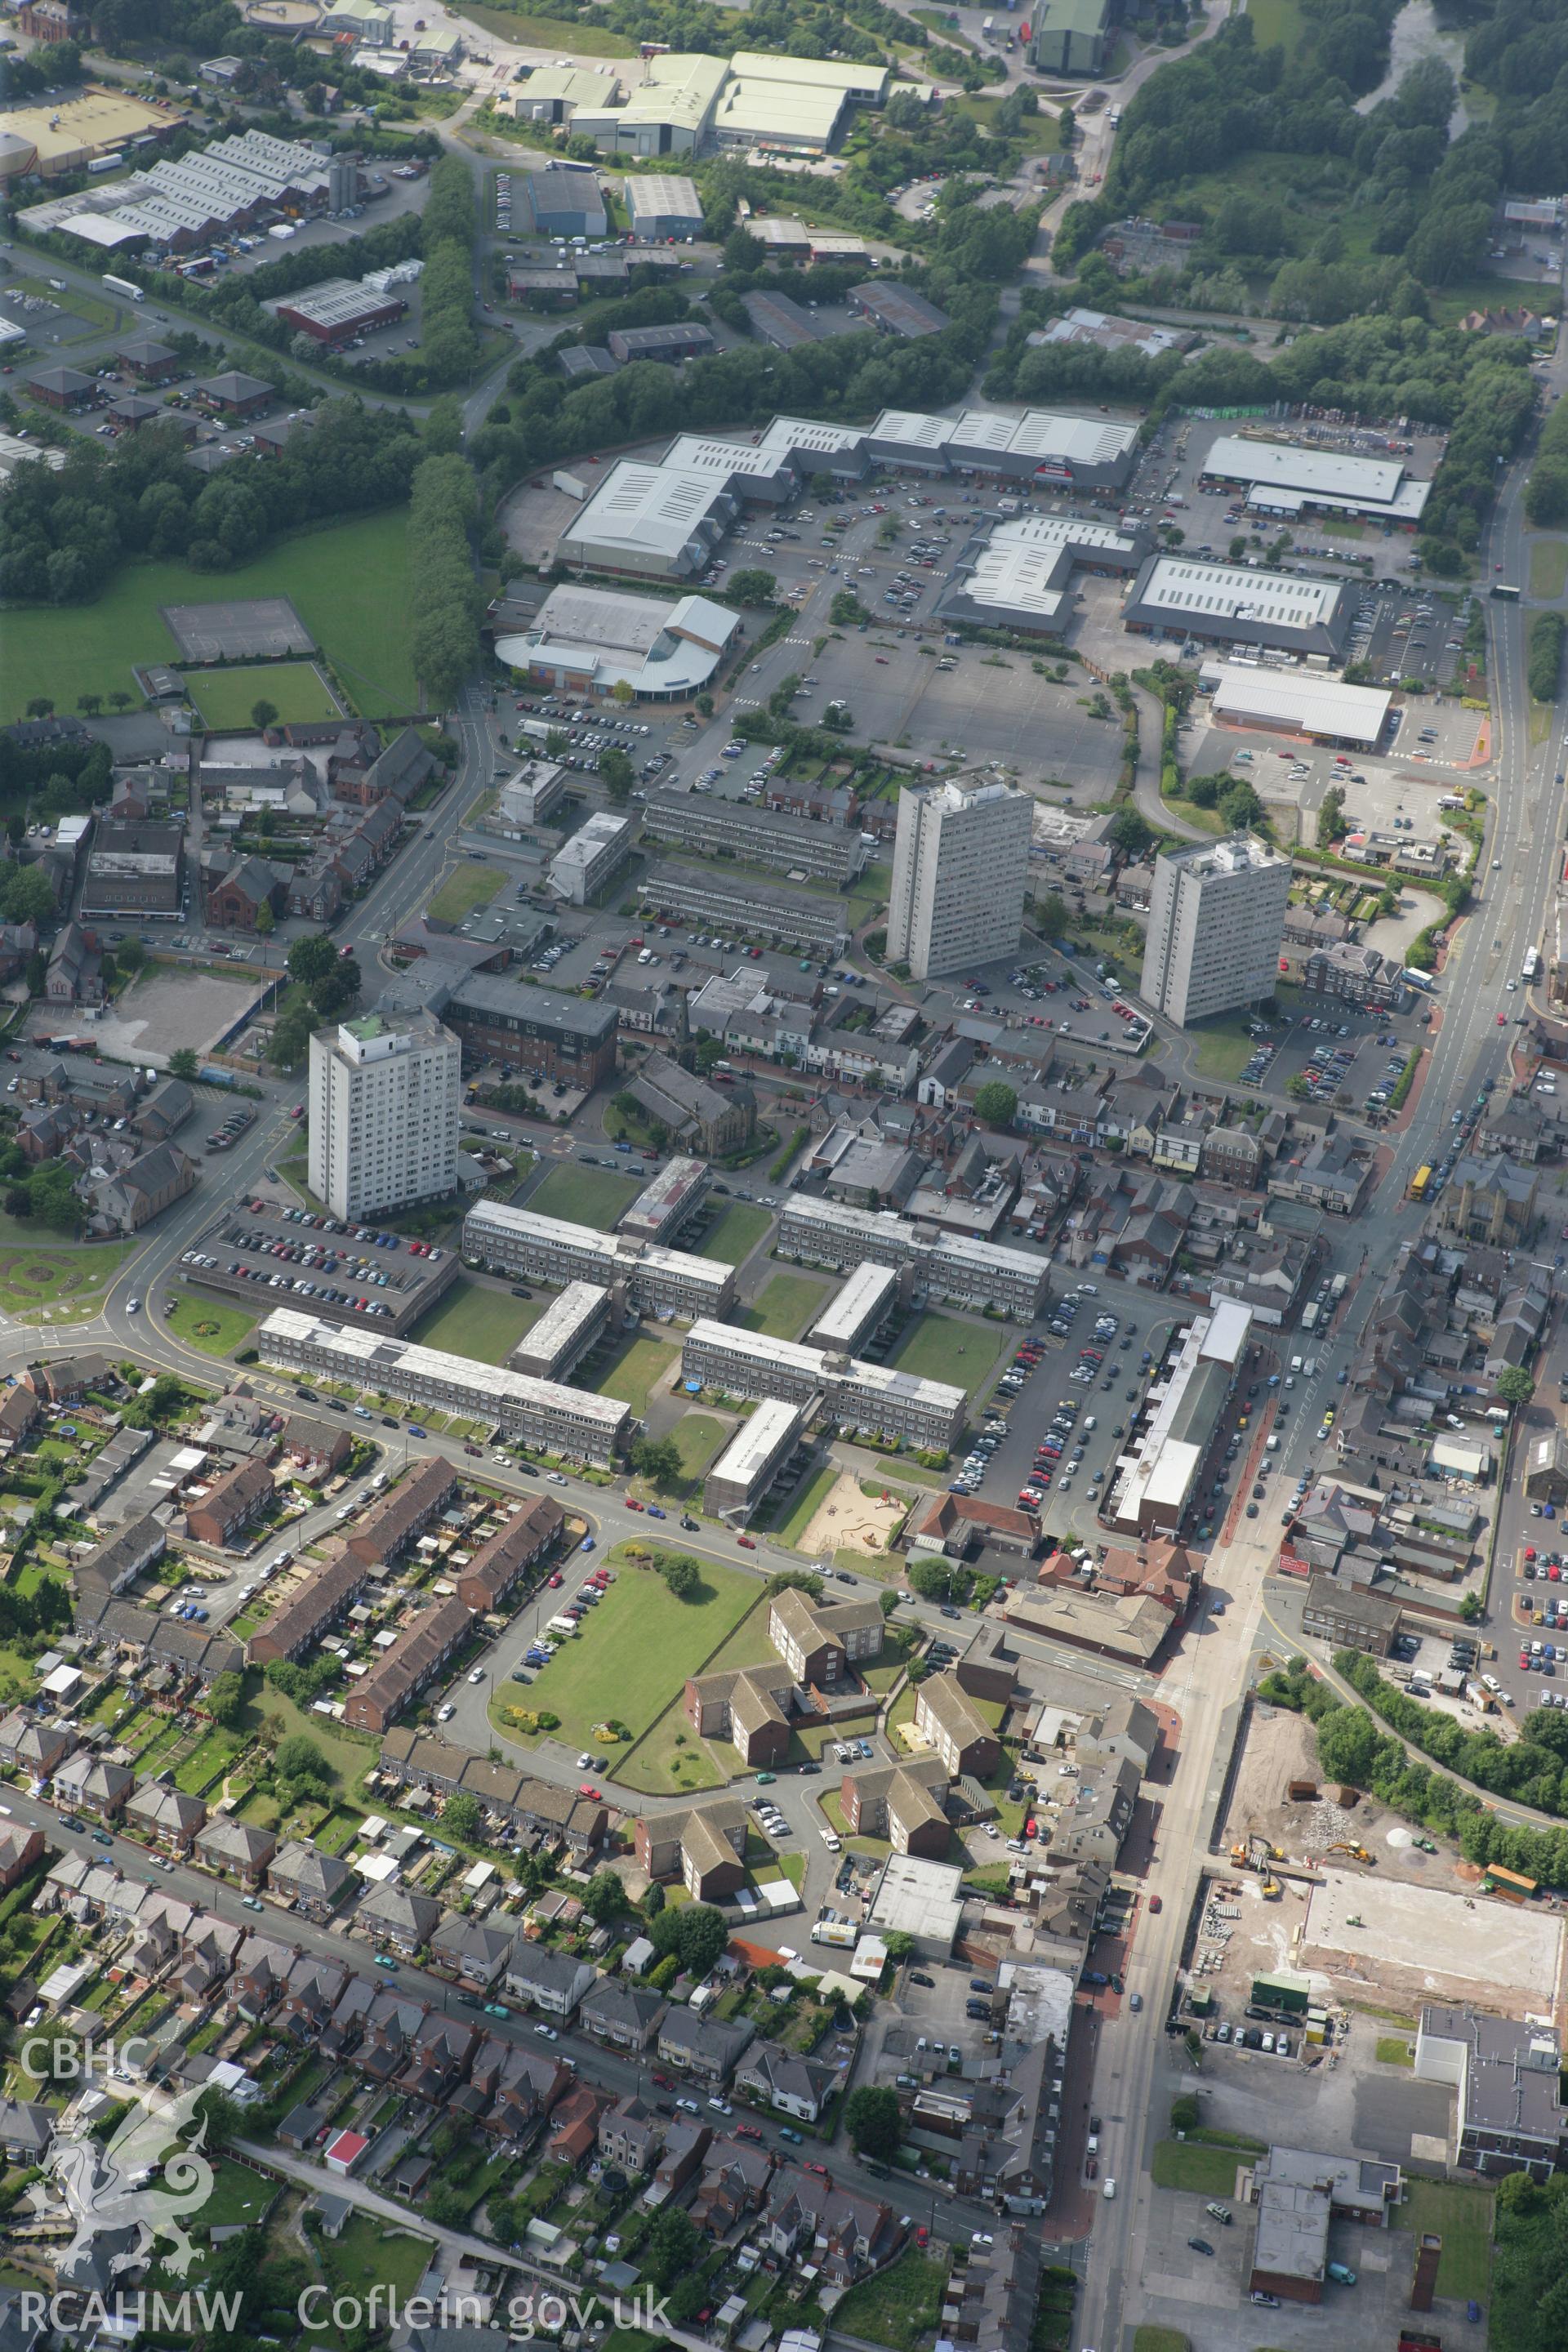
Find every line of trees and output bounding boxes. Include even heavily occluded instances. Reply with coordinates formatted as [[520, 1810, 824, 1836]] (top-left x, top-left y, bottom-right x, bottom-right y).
[[408, 449, 481, 713], [417, 156, 482, 388], [1529, 610, 1564, 702]]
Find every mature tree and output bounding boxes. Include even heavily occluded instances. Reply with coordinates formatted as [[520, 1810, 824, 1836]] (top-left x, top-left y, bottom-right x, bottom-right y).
[[168, 1047, 200, 1082], [1170, 2093, 1200, 2132], [251, 698, 279, 733], [205, 1671, 244, 1727], [581, 1868, 625, 1925], [1497, 1366, 1535, 1407], [658, 1552, 699, 1599], [973, 1079, 1017, 1130], [631, 1434, 684, 1489], [255, 901, 275, 938], [273, 1733, 330, 1787], [287, 933, 338, 989], [442, 1791, 482, 1842], [844, 2086, 902, 2162], [311, 955, 360, 1018], [644, 2207, 698, 2289], [546, 727, 570, 760], [117, 937, 147, 976], [1035, 890, 1069, 939], [728, 567, 777, 605], [907, 1557, 967, 1603], [78, 693, 102, 717], [0, 866, 60, 926], [599, 746, 634, 801], [1107, 808, 1153, 858], [650, 1899, 727, 1975], [28, 1160, 78, 1231]]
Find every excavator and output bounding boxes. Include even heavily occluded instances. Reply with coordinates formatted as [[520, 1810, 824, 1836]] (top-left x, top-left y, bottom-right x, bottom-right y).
[[1328, 1842, 1376, 1865], [1230, 1834, 1284, 1872]]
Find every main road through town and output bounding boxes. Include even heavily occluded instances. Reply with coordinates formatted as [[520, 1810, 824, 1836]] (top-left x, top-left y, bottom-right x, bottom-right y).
[[1075, 349, 1568, 2351]]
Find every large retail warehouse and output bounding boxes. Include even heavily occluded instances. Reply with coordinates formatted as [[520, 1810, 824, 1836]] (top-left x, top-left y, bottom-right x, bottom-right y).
[[1198, 435, 1432, 528], [1204, 665, 1394, 751], [1122, 555, 1353, 662]]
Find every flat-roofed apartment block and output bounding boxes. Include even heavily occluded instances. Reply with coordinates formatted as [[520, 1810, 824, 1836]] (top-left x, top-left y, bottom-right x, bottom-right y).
[[1414, 2006, 1566, 2181], [462, 1199, 736, 1321], [808, 1259, 901, 1356], [308, 1009, 460, 1225], [258, 1308, 630, 1463], [704, 1396, 808, 1521], [682, 1316, 965, 1451], [935, 511, 1149, 636], [641, 789, 868, 884], [547, 811, 633, 906], [495, 584, 742, 705], [1243, 2145, 1403, 2306], [619, 1156, 712, 1247], [912, 1670, 999, 1777], [559, 459, 736, 581], [1199, 434, 1432, 528], [1141, 835, 1291, 1027], [508, 1281, 611, 1381], [635, 1797, 748, 1899], [640, 862, 851, 956], [887, 779, 1031, 981], [445, 976, 619, 1089], [1122, 556, 1352, 662], [624, 172, 705, 239], [776, 1194, 1049, 1319]]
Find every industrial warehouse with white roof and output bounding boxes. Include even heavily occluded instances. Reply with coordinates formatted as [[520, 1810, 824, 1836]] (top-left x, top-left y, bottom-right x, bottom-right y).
[[937, 511, 1151, 633], [559, 461, 737, 579], [1198, 434, 1432, 526], [1122, 555, 1354, 661], [1205, 664, 1395, 749]]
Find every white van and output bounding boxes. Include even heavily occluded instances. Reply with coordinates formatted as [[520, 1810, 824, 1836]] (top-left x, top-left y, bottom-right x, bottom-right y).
[[1102, 2178, 1116, 2200], [1303, 1356, 1317, 1378], [1290, 1354, 1303, 1374]]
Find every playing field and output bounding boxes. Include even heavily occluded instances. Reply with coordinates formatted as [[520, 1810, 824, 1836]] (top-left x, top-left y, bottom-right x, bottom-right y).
[[499, 1549, 759, 1753], [184, 662, 341, 732], [0, 510, 417, 721]]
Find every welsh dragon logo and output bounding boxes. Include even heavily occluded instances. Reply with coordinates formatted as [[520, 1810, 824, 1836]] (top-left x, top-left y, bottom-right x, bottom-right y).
[[45, 2082, 216, 2280]]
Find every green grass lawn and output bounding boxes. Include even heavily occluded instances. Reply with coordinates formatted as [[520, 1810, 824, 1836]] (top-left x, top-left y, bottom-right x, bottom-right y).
[[1374, 2034, 1414, 2066], [1530, 538, 1568, 599], [666, 1412, 726, 1486], [0, 511, 417, 723], [742, 1270, 832, 1339], [1187, 1013, 1263, 1081], [452, 2, 638, 52], [495, 1547, 757, 1755], [236, 1675, 375, 1800], [184, 662, 340, 731], [0, 1239, 134, 1325], [166, 1294, 259, 1359], [831, 2251, 951, 2352], [198, 2156, 278, 2230], [1390, 2176, 1493, 2302], [1151, 2136, 1264, 2195], [528, 1161, 641, 1228], [1132, 2332, 1191, 2352], [1246, 0, 1307, 51], [888, 1312, 1003, 1401], [697, 1202, 773, 1265], [615, 1699, 731, 1795], [412, 1276, 542, 1364], [774, 1461, 837, 1548], [595, 1335, 676, 1414], [429, 861, 503, 924], [310, 2212, 434, 2319]]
